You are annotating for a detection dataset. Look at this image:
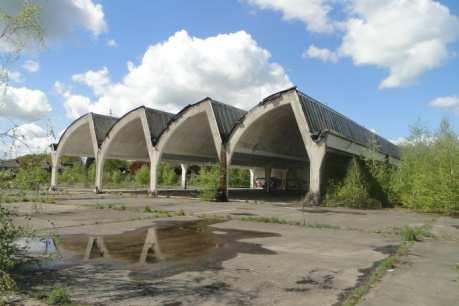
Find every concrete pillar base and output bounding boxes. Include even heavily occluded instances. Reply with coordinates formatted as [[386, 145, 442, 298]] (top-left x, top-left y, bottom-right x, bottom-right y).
[[94, 187, 103, 194], [48, 186, 57, 192], [304, 191, 321, 206]]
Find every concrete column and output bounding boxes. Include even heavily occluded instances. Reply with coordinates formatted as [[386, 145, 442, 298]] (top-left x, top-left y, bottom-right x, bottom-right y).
[[264, 167, 272, 192], [249, 169, 255, 189], [49, 152, 58, 191], [180, 164, 188, 189], [281, 169, 288, 190], [307, 148, 326, 205], [216, 145, 228, 202], [149, 157, 159, 196], [95, 156, 104, 193]]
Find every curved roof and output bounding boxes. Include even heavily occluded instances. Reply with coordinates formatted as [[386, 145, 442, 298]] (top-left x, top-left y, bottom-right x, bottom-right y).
[[157, 98, 246, 144], [91, 113, 118, 147]]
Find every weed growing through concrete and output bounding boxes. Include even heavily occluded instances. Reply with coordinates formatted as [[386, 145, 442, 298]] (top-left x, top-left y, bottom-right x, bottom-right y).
[[47, 286, 71, 305], [400, 225, 433, 242], [341, 243, 411, 306], [143, 206, 187, 218], [239, 216, 340, 230]]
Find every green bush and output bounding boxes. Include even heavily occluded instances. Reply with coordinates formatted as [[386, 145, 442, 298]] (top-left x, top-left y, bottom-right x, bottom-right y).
[[229, 168, 250, 188], [59, 163, 87, 186], [193, 166, 220, 201], [394, 119, 459, 213], [158, 163, 177, 186], [135, 165, 150, 186], [326, 158, 380, 209], [111, 169, 122, 185], [0, 205, 23, 272], [15, 166, 50, 191], [47, 286, 71, 305]]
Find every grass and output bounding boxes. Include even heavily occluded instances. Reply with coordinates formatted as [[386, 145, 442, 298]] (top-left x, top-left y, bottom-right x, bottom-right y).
[[143, 206, 187, 218], [239, 216, 341, 230], [47, 286, 71, 305], [95, 203, 126, 211], [400, 225, 433, 242], [341, 243, 410, 306], [0, 194, 56, 204]]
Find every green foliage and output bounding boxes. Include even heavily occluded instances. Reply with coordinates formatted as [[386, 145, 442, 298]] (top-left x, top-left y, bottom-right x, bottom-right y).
[[47, 286, 71, 305], [0, 203, 23, 295], [111, 169, 122, 185], [135, 165, 150, 186], [229, 168, 250, 188], [400, 225, 433, 242], [192, 166, 220, 201], [14, 165, 50, 190], [394, 119, 459, 213], [326, 158, 382, 209], [59, 163, 87, 186], [240, 216, 340, 229], [158, 163, 177, 186]]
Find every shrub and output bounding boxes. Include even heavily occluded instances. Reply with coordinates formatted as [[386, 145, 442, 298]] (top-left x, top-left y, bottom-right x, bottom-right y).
[[111, 169, 122, 185], [326, 158, 377, 208], [158, 163, 177, 186], [135, 165, 150, 186], [229, 168, 250, 188], [394, 119, 459, 213], [47, 286, 71, 305], [0, 205, 23, 272], [193, 166, 220, 201]]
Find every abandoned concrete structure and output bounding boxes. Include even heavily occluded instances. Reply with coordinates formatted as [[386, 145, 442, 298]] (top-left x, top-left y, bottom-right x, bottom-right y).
[[51, 87, 400, 204]]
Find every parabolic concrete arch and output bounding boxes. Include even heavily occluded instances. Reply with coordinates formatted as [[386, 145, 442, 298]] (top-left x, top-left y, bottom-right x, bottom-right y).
[[50, 113, 117, 190], [153, 98, 247, 199], [96, 106, 174, 193], [227, 87, 326, 204], [228, 86, 401, 204]]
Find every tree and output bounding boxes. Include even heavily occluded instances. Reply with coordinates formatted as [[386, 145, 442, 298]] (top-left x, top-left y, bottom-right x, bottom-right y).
[[1, 1, 44, 154]]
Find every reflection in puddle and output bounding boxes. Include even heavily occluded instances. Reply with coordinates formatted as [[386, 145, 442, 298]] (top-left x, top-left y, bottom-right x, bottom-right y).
[[19, 220, 281, 281], [57, 220, 220, 264]]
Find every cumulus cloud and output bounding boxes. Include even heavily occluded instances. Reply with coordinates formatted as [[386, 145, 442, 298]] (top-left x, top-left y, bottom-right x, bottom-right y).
[[304, 44, 338, 62], [245, 0, 334, 33], [0, 0, 107, 51], [0, 86, 52, 121], [57, 30, 292, 119], [429, 95, 459, 113], [261, 0, 459, 89], [107, 39, 118, 47], [22, 60, 40, 72], [339, 0, 459, 89], [1, 123, 52, 157], [390, 137, 408, 145]]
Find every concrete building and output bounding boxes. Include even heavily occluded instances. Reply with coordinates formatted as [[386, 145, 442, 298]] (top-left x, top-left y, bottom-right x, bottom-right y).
[[51, 87, 400, 204]]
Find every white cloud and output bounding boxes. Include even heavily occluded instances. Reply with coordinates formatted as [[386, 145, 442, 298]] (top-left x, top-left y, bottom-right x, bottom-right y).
[[2, 123, 52, 157], [107, 39, 118, 47], [429, 95, 459, 113], [390, 137, 408, 145], [72, 67, 110, 96], [54, 81, 92, 119], [22, 60, 40, 72], [57, 30, 292, 119], [1, 70, 23, 83], [0, 0, 107, 51], [0, 86, 52, 121], [245, 0, 334, 33], [304, 44, 338, 62], [338, 0, 459, 89]]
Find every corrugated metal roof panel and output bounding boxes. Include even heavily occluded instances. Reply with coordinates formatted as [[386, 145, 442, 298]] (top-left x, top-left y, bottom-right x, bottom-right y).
[[210, 100, 247, 142], [91, 113, 118, 147], [297, 92, 400, 159], [144, 107, 175, 143]]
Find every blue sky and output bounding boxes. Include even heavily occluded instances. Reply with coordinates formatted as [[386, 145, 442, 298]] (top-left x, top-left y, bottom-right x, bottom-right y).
[[1, 0, 459, 156]]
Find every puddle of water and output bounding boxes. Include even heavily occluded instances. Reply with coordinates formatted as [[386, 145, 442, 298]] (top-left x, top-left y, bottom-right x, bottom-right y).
[[18, 219, 281, 281]]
